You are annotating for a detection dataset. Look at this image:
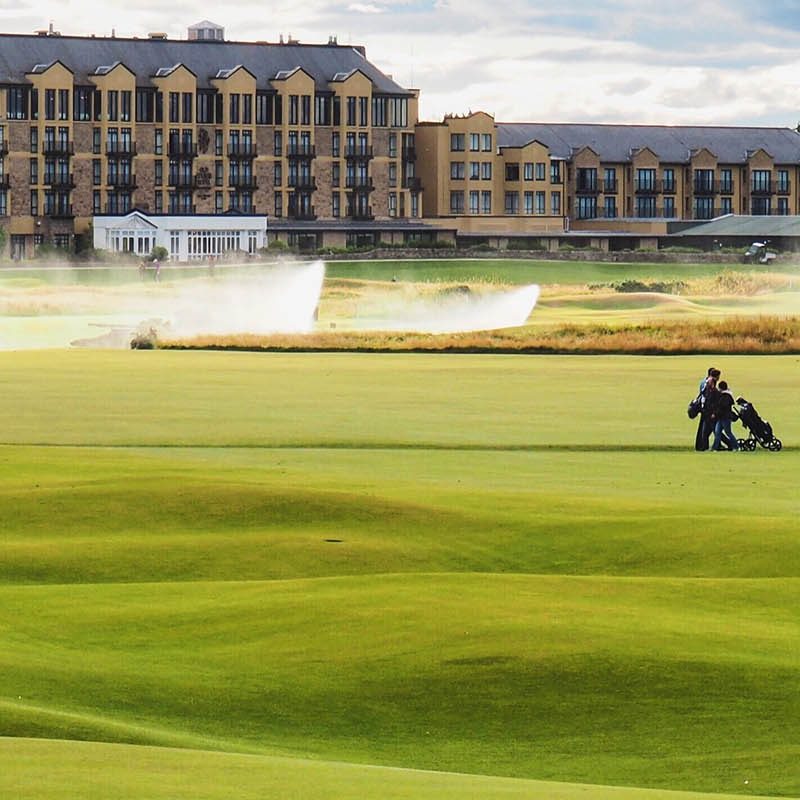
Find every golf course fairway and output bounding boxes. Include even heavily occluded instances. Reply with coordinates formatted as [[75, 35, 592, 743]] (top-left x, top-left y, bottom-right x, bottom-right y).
[[0, 350, 798, 798]]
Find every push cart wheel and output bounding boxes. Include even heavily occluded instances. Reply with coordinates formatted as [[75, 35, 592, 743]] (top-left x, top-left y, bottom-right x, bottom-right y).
[[737, 438, 748, 450], [770, 439, 783, 452], [748, 439, 758, 451]]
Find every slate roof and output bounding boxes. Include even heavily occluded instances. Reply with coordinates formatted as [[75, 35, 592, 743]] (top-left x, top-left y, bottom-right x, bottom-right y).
[[674, 215, 800, 237], [0, 32, 411, 94], [497, 123, 800, 165]]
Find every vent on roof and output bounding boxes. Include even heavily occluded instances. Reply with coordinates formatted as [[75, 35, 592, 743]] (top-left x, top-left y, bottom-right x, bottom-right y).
[[327, 35, 338, 45], [215, 68, 235, 79], [148, 32, 168, 40], [332, 71, 351, 81], [31, 63, 52, 73], [155, 66, 175, 77], [94, 65, 115, 75], [274, 70, 293, 79]]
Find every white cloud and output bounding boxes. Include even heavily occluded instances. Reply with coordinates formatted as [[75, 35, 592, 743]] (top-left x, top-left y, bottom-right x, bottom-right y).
[[348, 3, 385, 13]]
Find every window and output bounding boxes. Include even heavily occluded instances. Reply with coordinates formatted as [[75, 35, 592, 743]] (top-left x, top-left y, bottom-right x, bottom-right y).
[[450, 162, 465, 180], [155, 160, 163, 186], [75, 88, 93, 121], [388, 133, 397, 158], [7, 87, 28, 120], [274, 161, 282, 186], [504, 191, 519, 214], [662, 168, 675, 193], [469, 190, 480, 214], [576, 168, 597, 191], [29, 158, 38, 185], [636, 169, 657, 193], [371, 96, 386, 127], [469, 133, 479, 151], [482, 133, 492, 152], [694, 197, 715, 219], [45, 89, 56, 120], [751, 169, 771, 193], [535, 191, 546, 215], [30, 189, 38, 216], [93, 159, 101, 186], [576, 196, 597, 219], [359, 97, 368, 127], [604, 167, 617, 193], [331, 132, 340, 157], [505, 163, 520, 181], [93, 190, 101, 214], [243, 94, 253, 125], [30, 127, 39, 154], [136, 89, 155, 123], [482, 191, 492, 214], [274, 131, 282, 157], [450, 133, 465, 151], [274, 192, 282, 217], [777, 169, 790, 193], [180, 92, 192, 124], [481, 162, 492, 180], [58, 89, 69, 120], [346, 96, 356, 126], [107, 90, 119, 122], [449, 190, 464, 213], [332, 192, 340, 218], [154, 129, 163, 155], [694, 169, 714, 193], [551, 191, 561, 216], [523, 163, 534, 181], [288, 95, 298, 126], [524, 191, 534, 215], [664, 196, 675, 218], [635, 196, 657, 218], [216, 130, 224, 156], [719, 168, 733, 194], [256, 92, 273, 124], [169, 92, 179, 123], [535, 162, 546, 181], [388, 192, 397, 217], [388, 97, 407, 127], [300, 95, 311, 126], [550, 161, 562, 184]]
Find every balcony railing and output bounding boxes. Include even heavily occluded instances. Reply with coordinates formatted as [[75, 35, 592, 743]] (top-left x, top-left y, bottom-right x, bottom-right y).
[[634, 179, 662, 193], [107, 174, 137, 189], [603, 179, 618, 193], [288, 176, 317, 190], [45, 204, 74, 218], [349, 206, 374, 220], [662, 181, 677, 194], [44, 173, 75, 189], [168, 175, 196, 189], [404, 176, 423, 191], [168, 204, 198, 215], [575, 179, 599, 194], [345, 176, 374, 190], [345, 144, 374, 159], [42, 141, 74, 156], [289, 206, 317, 221], [106, 142, 137, 157], [719, 181, 735, 194], [227, 143, 258, 158], [693, 180, 718, 195], [168, 141, 198, 158], [228, 175, 259, 189], [286, 143, 316, 158], [776, 181, 791, 195], [750, 182, 773, 195], [227, 205, 257, 214], [403, 146, 416, 161]]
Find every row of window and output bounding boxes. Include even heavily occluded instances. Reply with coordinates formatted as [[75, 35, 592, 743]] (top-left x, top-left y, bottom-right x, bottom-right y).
[[6, 86, 410, 128], [449, 190, 563, 216], [450, 133, 493, 152], [575, 167, 790, 194], [573, 195, 792, 219]]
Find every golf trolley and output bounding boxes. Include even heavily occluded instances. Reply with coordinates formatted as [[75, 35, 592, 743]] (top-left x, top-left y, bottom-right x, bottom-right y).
[[735, 397, 782, 452]]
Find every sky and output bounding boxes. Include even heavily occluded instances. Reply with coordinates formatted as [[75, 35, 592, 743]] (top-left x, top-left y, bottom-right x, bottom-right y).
[[5, 0, 800, 127]]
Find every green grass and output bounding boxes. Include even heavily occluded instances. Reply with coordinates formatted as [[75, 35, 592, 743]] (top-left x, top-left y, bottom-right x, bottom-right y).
[[0, 351, 798, 798]]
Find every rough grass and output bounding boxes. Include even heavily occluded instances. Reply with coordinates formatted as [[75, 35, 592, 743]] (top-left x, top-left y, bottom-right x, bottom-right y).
[[163, 314, 800, 354]]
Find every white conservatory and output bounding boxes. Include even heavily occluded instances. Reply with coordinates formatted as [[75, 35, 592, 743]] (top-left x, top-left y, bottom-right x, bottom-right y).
[[93, 211, 268, 261]]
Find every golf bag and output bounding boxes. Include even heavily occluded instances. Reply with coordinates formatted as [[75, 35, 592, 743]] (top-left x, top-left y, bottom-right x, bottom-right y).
[[735, 397, 782, 451]]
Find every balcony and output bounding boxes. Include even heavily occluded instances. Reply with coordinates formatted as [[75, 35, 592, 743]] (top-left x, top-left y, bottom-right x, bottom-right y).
[[404, 176, 423, 191], [44, 173, 76, 189], [345, 144, 374, 160], [662, 181, 677, 194], [634, 179, 662, 193], [288, 176, 317, 190], [693, 180, 718, 195], [346, 176, 374, 191], [350, 206, 374, 220], [575, 179, 599, 194], [228, 143, 258, 159], [776, 181, 791, 195], [42, 141, 74, 157], [719, 181, 735, 194], [168, 141, 198, 158], [286, 143, 315, 159], [168, 204, 197, 215], [750, 182, 773, 195], [403, 146, 416, 161], [106, 142, 137, 157], [289, 206, 317, 221], [227, 205, 257, 214], [603, 179, 618, 193], [168, 175, 196, 189], [107, 174, 138, 189], [45, 204, 74, 218], [228, 175, 259, 190]]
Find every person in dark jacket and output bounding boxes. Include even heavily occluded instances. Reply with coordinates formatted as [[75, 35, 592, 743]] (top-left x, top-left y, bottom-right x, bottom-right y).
[[711, 380, 739, 451], [695, 368, 721, 451]]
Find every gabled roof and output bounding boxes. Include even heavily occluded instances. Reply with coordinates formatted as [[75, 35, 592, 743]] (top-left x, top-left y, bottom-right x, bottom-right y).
[[0, 32, 412, 95], [497, 123, 800, 165]]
